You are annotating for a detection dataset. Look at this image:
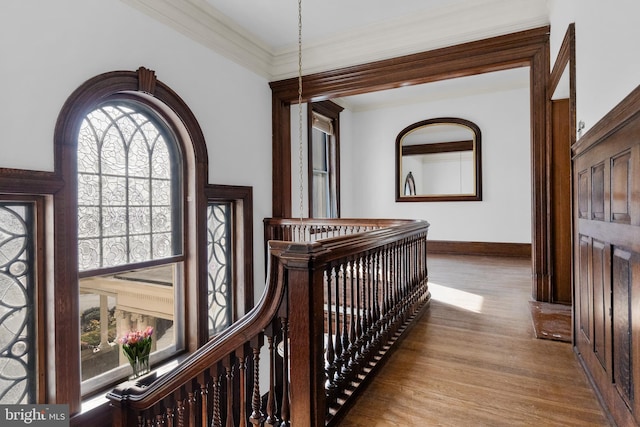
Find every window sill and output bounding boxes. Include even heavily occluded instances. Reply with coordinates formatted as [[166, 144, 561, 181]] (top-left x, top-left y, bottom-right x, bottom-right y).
[[73, 356, 186, 426]]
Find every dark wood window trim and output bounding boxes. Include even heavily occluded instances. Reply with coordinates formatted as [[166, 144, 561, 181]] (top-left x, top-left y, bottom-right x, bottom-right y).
[[205, 184, 254, 318], [2, 69, 255, 418], [0, 193, 49, 404], [307, 100, 343, 218], [53, 67, 210, 414], [270, 26, 551, 300]]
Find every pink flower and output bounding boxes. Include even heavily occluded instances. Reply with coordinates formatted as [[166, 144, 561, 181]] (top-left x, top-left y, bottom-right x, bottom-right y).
[[118, 327, 154, 346]]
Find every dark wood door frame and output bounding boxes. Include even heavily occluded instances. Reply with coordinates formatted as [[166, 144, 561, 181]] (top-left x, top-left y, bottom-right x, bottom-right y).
[[270, 26, 551, 300], [548, 24, 577, 304]]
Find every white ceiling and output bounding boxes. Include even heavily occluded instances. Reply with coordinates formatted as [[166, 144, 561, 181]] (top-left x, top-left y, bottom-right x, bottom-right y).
[[204, 0, 473, 51], [121, 0, 549, 80]]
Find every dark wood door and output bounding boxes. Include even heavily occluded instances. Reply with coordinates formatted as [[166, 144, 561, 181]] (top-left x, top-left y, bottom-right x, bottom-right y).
[[551, 99, 572, 304]]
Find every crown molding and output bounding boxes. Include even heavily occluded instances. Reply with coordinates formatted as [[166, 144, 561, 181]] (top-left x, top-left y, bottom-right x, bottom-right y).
[[121, 0, 549, 81], [271, 0, 549, 80], [120, 0, 275, 78]]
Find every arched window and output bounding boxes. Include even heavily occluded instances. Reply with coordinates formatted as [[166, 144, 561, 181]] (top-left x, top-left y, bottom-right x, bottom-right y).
[[77, 100, 185, 392], [52, 67, 213, 405], [0, 67, 254, 415]]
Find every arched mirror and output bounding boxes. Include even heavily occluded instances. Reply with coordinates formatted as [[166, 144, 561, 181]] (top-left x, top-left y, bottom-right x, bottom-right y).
[[396, 117, 481, 202]]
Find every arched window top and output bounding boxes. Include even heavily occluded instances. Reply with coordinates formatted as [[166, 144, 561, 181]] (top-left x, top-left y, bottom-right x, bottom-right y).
[[55, 67, 207, 170], [77, 102, 182, 271], [78, 103, 176, 177]]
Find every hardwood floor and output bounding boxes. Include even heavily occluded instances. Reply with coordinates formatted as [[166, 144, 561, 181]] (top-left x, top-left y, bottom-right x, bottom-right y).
[[339, 254, 611, 426]]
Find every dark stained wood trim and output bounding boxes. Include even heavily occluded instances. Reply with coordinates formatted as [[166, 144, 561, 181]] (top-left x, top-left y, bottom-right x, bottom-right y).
[[205, 184, 255, 317], [0, 168, 63, 194], [570, 83, 640, 427], [307, 100, 344, 218], [270, 26, 550, 300], [572, 84, 640, 157], [402, 140, 474, 156], [395, 117, 482, 202], [272, 96, 291, 217], [427, 240, 531, 258], [53, 67, 210, 414], [270, 27, 549, 102], [548, 23, 575, 99], [531, 41, 551, 301], [546, 23, 576, 304]]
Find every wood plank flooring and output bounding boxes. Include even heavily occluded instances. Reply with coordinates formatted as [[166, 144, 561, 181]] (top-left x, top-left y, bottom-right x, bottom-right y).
[[338, 254, 611, 426]]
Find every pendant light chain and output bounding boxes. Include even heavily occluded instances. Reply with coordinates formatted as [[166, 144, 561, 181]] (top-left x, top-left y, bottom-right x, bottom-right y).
[[297, 0, 304, 226]]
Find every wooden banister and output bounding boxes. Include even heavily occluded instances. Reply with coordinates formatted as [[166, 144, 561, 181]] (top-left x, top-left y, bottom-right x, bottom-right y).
[[109, 218, 430, 426]]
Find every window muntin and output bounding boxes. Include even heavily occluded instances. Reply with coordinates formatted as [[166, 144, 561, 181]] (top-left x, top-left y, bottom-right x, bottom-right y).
[[77, 102, 184, 392], [0, 202, 36, 403], [77, 103, 182, 272]]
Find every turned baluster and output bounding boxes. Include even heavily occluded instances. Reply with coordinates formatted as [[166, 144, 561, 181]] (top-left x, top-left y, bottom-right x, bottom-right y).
[[211, 374, 221, 427], [223, 356, 235, 427], [379, 247, 391, 342], [371, 252, 382, 347], [402, 241, 411, 320], [333, 266, 344, 381], [279, 316, 290, 427], [361, 253, 373, 362], [348, 260, 358, 370], [187, 386, 196, 427], [236, 346, 247, 427], [165, 407, 174, 427], [264, 327, 279, 426], [354, 256, 366, 366], [393, 244, 402, 319], [325, 268, 337, 401], [196, 372, 208, 427], [389, 245, 399, 323], [155, 414, 165, 426], [340, 262, 352, 377], [249, 337, 264, 425], [176, 391, 186, 427]]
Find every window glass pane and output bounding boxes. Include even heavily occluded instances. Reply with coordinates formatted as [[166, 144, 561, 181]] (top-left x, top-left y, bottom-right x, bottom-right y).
[[313, 173, 329, 218], [207, 203, 232, 337], [312, 128, 328, 171], [0, 202, 36, 403], [80, 264, 177, 384], [78, 102, 184, 391], [78, 104, 179, 272]]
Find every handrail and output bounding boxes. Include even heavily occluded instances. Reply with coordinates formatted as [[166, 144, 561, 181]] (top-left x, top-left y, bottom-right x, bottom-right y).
[[107, 244, 292, 424], [108, 218, 430, 426]]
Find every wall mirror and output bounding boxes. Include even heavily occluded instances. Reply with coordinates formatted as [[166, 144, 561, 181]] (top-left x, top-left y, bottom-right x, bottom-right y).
[[396, 117, 482, 202]]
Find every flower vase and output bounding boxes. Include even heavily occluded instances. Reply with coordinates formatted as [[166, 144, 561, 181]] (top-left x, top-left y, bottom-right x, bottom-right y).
[[129, 355, 150, 380]]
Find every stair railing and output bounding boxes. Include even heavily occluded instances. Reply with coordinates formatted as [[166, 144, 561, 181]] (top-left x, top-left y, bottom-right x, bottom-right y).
[[108, 218, 430, 426]]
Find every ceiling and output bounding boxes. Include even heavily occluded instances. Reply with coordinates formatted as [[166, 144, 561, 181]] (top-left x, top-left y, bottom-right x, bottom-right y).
[[121, 0, 550, 80]]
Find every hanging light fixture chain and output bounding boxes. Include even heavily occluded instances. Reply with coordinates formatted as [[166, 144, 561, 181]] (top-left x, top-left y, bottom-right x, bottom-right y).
[[297, 0, 304, 228]]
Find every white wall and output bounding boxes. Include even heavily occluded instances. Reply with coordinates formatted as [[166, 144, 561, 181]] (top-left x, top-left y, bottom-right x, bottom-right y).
[[0, 0, 273, 292], [340, 81, 532, 243], [549, 0, 640, 135]]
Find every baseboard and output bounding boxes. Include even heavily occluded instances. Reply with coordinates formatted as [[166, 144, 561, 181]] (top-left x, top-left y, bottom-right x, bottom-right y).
[[427, 240, 531, 258]]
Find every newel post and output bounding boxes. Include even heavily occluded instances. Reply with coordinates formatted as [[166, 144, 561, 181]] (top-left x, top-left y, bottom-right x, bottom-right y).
[[280, 243, 328, 427]]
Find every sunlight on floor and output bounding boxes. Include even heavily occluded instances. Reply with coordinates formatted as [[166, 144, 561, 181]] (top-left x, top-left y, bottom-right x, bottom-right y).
[[429, 282, 484, 313]]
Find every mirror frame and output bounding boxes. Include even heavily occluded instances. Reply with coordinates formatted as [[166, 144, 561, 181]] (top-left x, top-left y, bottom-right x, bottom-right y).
[[395, 117, 482, 202]]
